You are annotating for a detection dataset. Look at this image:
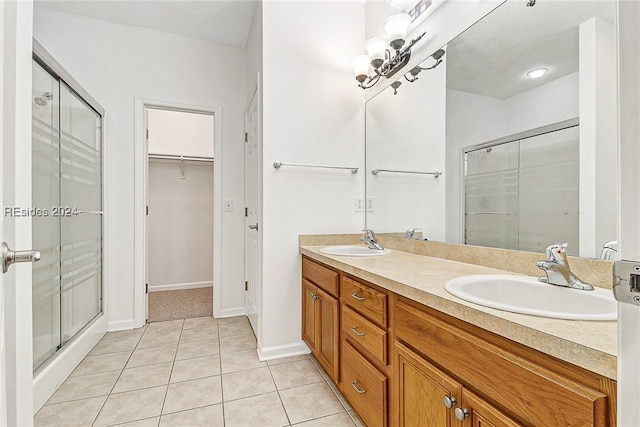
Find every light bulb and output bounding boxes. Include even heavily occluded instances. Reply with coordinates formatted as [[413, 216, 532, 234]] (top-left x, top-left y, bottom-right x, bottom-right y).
[[526, 67, 548, 79]]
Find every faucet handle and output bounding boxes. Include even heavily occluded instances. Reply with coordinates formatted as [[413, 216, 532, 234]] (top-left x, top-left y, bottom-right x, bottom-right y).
[[405, 228, 422, 239], [544, 243, 569, 265], [362, 229, 376, 239]]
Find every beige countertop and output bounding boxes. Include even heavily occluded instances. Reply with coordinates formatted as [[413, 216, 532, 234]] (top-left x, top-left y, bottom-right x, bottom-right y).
[[300, 245, 617, 380]]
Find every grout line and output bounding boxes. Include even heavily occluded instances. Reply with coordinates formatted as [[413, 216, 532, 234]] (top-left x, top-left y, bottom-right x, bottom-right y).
[[157, 322, 184, 422], [266, 363, 292, 427]]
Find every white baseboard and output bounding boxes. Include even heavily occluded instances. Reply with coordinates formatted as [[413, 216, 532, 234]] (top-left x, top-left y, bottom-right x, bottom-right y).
[[108, 318, 139, 332], [148, 281, 213, 292], [218, 306, 246, 318], [257, 340, 311, 361], [33, 315, 108, 413]]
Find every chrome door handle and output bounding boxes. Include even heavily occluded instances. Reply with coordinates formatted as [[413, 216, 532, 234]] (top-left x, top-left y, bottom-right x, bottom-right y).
[[351, 292, 365, 301], [351, 380, 366, 394], [248, 223, 259, 231], [2, 242, 41, 273]]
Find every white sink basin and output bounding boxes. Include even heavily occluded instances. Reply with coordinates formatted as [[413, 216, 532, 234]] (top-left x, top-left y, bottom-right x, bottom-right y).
[[445, 275, 617, 321], [318, 245, 392, 257]]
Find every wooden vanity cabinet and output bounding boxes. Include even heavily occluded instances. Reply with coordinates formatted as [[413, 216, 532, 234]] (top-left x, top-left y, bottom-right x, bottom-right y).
[[301, 257, 340, 382]]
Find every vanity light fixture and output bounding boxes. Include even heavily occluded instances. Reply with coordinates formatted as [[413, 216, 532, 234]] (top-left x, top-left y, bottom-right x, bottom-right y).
[[404, 48, 445, 83], [526, 67, 548, 79], [352, 13, 426, 90]]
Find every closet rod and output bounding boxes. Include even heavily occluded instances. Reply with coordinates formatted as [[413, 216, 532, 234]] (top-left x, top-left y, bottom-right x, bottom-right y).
[[148, 154, 214, 163]]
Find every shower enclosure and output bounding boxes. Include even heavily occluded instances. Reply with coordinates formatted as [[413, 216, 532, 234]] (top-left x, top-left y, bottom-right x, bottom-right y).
[[32, 55, 103, 370]]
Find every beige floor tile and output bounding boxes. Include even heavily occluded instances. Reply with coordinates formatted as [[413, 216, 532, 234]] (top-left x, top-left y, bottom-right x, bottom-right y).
[[112, 363, 172, 393], [127, 345, 177, 368], [223, 392, 289, 427], [159, 404, 223, 427], [280, 382, 344, 424], [146, 319, 184, 331], [162, 376, 223, 414], [220, 348, 265, 373], [170, 355, 220, 383], [293, 412, 355, 426], [71, 350, 132, 376], [269, 359, 324, 390], [176, 338, 219, 360], [91, 332, 142, 355], [48, 370, 120, 404], [94, 386, 167, 427], [217, 319, 254, 338], [113, 417, 160, 427], [179, 326, 218, 343], [34, 396, 106, 427], [327, 378, 352, 411], [219, 332, 257, 354], [348, 410, 365, 427], [267, 354, 310, 366], [183, 316, 217, 330], [137, 329, 181, 349], [216, 315, 249, 326], [310, 356, 331, 381], [222, 366, 276, 401]]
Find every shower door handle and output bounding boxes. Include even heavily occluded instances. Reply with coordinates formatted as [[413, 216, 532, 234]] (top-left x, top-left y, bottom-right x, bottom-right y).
[[248, 223, 259, 231], [2, 242, 41, 274], [75, 210, 103, 215]]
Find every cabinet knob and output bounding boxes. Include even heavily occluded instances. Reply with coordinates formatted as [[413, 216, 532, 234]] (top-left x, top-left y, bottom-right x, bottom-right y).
[[351, 380, 366, 394], [454, 407, 469, 421], [443, 395, 457, 409], [311, 292, 318, 300]]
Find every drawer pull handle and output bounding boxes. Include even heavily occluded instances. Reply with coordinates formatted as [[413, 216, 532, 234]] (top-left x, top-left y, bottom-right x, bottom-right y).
[[455, 407, 469, 421], [443, 395, 456, 409], [351, 292, 365, 301], [351, 380, 366, 394], [351, 326, 365, 336]]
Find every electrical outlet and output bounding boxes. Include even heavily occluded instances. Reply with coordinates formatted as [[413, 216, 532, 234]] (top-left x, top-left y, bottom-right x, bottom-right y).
[[224, 200, 233, 212], [354, 197, 364, 212], [366, 197, 375, 212]]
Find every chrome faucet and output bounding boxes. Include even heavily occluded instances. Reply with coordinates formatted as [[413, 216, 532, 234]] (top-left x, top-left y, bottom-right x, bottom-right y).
[[361, 229, 384, 250], [404, 228, 422, 239], [535, 243, 594, 291]]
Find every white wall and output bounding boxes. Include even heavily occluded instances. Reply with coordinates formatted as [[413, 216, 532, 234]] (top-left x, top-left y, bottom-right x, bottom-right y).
[[365, 59, 447, 241], [446, 72, 579, 243], [147, 109, 214, 158], [259, 1, 365, 358], [33, 9, 247, 329]]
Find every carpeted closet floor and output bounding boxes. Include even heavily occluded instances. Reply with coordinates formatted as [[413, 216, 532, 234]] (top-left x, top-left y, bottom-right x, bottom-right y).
[[148, 287, 213, 322]]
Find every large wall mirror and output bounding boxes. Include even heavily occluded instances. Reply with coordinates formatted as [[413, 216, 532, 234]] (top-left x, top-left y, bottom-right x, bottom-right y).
[[365, 0, 618, 259]]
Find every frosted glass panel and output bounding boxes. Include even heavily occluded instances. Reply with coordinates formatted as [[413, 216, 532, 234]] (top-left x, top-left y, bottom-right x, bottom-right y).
[[32, 61, 103, 369], [464, 125, 579, 254], [32, 62, 62, 368], [59, 83, 102, 341]]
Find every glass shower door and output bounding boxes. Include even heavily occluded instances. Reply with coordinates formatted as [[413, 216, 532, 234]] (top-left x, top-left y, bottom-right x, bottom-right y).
[[59, 83, 102, 342], [31, 60, 103, 370], [32, 61, 62, 368]]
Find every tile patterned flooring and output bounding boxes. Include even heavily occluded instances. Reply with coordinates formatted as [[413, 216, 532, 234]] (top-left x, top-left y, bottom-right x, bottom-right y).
[[35, 316, 365, 427]]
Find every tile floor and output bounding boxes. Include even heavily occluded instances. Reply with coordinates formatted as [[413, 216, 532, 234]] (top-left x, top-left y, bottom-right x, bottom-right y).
[[35, 316, 365, 427]]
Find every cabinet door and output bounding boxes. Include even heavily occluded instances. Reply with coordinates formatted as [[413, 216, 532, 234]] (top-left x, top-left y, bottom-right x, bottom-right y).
[[395, 342, 461, 427], [458, 389, 523, 427], [316, 287, 339, 381], [302, 279, 317, 351]]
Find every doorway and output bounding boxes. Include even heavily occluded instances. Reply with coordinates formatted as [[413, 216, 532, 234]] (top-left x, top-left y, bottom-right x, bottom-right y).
[[145, 107, 215, 322]]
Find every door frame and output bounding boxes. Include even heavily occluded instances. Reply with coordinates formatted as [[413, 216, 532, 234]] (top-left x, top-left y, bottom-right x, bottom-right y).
[[134, 98, 222, 326]]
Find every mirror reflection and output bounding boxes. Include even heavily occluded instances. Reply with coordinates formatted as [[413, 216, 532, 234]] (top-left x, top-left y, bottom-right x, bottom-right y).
[[365, 0, 618, 258]]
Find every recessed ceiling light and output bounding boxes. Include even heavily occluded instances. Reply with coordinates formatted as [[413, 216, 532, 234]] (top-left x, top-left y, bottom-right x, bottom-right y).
[[526, 67, 548, 79]]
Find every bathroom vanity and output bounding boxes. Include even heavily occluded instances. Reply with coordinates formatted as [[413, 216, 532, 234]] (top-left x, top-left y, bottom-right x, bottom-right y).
[[300, 240, 617, 427]]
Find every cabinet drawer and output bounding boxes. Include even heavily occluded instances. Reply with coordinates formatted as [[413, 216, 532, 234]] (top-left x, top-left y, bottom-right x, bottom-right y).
[[394, 300, 609, 427], [342, 305, 387, 364], [342, 276, 387, 326], [302, 257, 339, 297], [341, 340, 387, 427]]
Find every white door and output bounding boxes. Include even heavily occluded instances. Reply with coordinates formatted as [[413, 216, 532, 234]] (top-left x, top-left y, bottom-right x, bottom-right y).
[[617, 2, 640, 425], [1, 0, 35, 424], [245, 85, 261, 333]]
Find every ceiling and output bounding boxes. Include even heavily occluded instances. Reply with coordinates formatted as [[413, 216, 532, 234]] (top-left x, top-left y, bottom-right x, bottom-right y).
[[445, 0, 615, 99], [34, 0, 257, 48]]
